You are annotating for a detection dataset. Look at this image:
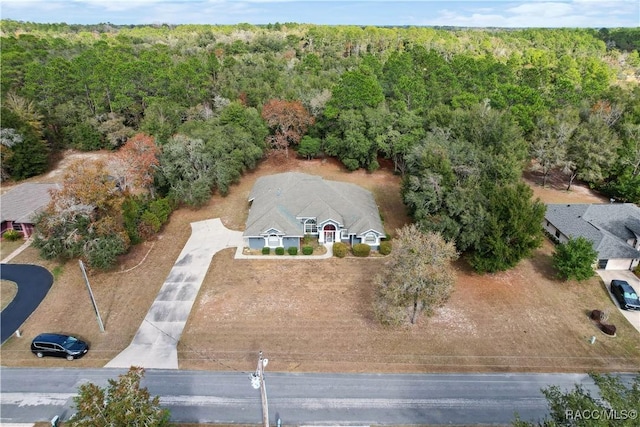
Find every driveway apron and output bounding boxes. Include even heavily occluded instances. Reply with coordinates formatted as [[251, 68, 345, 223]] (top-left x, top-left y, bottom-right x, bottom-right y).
[[106, 218, 243, 369]]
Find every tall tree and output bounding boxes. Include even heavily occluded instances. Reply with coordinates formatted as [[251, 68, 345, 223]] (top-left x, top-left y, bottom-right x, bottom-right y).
[[530, 109, 579, 187], [564, 115, 619, 190], [261, 99, 314, 156], [109, 133, 160, 195], [469, 183, 546, 273], [69, 366, 171, 427], [157, 135, 214, 207], [374, 224, 458, 326], [324, 66, 384, 119]]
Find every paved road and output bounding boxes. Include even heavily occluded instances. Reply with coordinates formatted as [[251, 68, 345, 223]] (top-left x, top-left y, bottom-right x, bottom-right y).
[[0, 264, 53, 344], [1, 368, 615, 425]]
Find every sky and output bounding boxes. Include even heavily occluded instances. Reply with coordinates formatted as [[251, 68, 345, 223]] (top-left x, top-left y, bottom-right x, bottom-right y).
[[1, 0, 638, 28]]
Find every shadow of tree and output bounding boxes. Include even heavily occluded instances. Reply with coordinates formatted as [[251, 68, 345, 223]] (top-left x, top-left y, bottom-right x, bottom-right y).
[[529, 248, 558, 281]]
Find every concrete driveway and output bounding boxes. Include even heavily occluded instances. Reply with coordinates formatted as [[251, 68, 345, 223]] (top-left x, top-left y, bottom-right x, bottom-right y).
[[596, 269, 640, 334], [106, 218, 243, 369]]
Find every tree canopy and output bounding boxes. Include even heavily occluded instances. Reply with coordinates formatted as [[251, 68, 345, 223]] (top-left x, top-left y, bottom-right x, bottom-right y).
[[374, 224, 458, 326], [69, 366, 171, 427]]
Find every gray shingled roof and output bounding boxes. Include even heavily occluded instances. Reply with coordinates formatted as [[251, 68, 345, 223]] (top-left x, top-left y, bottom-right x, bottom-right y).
[[545, 203, 640, 259], [1, 183, 59, 224], [244, 172, 385, 238]]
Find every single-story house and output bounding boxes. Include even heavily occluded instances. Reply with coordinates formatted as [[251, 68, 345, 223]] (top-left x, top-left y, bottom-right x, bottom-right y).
[[1, 183, 58, 239], [543, 203, 640, 270], [243, 172, 385, 251]]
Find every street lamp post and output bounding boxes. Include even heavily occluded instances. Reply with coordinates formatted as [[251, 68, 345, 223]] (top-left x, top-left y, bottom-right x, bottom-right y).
[[250, 351, 269, 427]]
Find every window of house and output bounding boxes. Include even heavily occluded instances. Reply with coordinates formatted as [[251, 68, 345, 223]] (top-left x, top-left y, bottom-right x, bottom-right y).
[[555, 230, 560, 238], [341, 229, 349, 239], [304, 219, 317, 234], [364, 233, 377, 244]]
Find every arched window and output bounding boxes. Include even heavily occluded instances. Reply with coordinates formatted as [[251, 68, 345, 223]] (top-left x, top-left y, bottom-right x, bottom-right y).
[[304, 218, 317, 234]]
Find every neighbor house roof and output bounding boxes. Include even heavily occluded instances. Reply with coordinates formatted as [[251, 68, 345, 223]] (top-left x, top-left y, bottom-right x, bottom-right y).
[[545, 203, 640, 259], [244, 172, 385, 238], [1, 183, 59, 224]]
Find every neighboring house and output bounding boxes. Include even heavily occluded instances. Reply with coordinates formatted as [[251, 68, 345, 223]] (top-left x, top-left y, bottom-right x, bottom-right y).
[[244, 172, 385, 251], [1, 183, 58, 239], [544, 203, 640, 270]]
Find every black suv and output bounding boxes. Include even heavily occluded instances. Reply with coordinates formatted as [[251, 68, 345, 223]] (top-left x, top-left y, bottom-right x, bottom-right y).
[[611, 280, 640, 311], [31, 333, 89, 360]]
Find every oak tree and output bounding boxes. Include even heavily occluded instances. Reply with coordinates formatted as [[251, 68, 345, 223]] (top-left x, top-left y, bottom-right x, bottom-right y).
[[69, 366, 171, 427], [109, 133, 160, 195], [261, 99, 314, 157], [374, 224, 458, 326]]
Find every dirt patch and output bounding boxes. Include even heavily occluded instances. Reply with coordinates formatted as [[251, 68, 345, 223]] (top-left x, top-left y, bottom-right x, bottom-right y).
[[178, 240, 640, 373], [523, 169, 609, 204]]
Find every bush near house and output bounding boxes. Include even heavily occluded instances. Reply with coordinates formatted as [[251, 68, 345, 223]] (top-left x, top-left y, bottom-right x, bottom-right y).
[[275, 247, 285, 255], [379, 240, 392, 255], [2, 229, 22, 241], [302, 245, 313, 255], [288, 246, 298, 255], [353, 243, 371, 257], [333, 242, 348, 258], [262, 247, 270, 255]]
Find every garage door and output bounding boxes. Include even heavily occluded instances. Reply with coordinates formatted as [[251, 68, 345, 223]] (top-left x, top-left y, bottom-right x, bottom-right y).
[[605, 259, 632, 270]]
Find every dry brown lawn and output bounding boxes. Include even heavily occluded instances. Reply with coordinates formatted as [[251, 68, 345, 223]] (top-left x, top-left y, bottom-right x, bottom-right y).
[[1, 280, 18, 310], [2, 155, 639, 374]]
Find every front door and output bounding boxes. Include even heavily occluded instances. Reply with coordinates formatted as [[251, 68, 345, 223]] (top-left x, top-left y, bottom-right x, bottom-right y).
[[324, 224, 336, 243]]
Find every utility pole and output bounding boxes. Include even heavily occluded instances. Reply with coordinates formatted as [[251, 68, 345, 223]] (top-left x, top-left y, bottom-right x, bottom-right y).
[[250, 351, 269, 427], [79, 260, 104, 332]]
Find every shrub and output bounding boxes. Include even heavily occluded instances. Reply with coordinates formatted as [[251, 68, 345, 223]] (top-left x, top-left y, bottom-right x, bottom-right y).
[[137, 211, 161, 240], [302, 245, 313, 255], [552, 236, 598, 281], [333, 242, 348, 258], [262, 247, 270, 255], [379, 240, 392, 255], [148, 198, 172, 224], [2, 229, 22, 241], [84, 234, 127, 270], [287, 246, 298, 255], [275, 247, 285, 255], [353, 243, 371, 257]]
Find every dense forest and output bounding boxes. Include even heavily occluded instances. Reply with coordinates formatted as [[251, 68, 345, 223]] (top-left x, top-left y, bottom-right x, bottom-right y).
[[1, 21, 639, 271]]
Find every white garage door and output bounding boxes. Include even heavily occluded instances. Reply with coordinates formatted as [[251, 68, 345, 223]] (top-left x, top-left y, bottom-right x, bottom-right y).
[[605, 259, 632, 270]]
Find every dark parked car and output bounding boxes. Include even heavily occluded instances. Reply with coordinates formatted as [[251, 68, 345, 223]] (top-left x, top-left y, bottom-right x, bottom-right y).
[[610, 280, 640, 311], [30, 333, 89, 360]]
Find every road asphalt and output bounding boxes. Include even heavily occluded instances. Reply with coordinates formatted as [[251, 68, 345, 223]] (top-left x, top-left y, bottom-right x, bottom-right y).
[[3, 368, 617, 425], [0, 264, 54, 344]]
